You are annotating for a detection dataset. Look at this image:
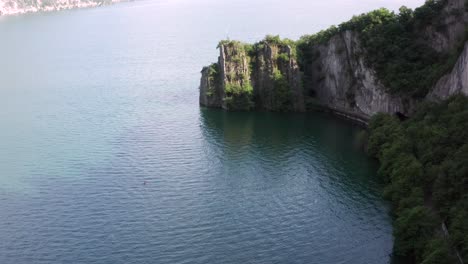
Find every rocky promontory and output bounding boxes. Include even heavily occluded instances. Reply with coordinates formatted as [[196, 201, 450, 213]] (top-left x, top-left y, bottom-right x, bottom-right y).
[[200, 0, 468, 123], [200, 38, 305, 112]]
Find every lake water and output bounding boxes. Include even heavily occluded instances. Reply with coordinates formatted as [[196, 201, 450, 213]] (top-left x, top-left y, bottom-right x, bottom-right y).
[[0, 0, 424, 263]]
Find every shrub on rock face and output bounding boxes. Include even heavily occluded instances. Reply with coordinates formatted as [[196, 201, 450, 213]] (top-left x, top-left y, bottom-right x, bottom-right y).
[[223, 83, 254, 111], [271, 69, 292, 112]]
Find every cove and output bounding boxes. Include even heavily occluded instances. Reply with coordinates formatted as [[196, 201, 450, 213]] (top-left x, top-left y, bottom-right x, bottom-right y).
[[0, 1, 399, 263]]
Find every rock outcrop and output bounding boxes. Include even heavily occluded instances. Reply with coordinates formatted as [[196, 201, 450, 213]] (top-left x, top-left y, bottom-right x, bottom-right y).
[[200, 0, 468, 121], [251, 43, 304, 112], [200, 64, 223, 109], [200, 42, 253, 111], [423, 0, 468, 53], [303, 31, 414, 122], [0, 0, 125, 16], [199, 40, 305, 112], [429, 42, 468, 100]]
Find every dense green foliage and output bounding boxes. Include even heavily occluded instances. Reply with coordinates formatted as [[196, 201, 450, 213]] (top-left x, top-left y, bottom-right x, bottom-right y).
[[206, 63, 220, 97], [223, 84, 254, 111], [367, 95, 468, 263], [217, 36, 296, 111], [217, 39, 247, 49], [271, 68, 292, 111], [262, 35, 296, 47], [297, 0, 465, 97], [261, 35, 297, 59], [223, 74, 255, 111], [255, 36, 296, 111]]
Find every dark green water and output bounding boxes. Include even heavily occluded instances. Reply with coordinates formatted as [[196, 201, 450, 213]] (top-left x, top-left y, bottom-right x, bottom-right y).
[[0, 0, 406, 263]]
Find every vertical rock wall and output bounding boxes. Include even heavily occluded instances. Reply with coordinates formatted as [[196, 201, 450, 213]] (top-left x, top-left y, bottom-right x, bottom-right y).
[[303, 31, 414, 121], [423, 0, 468, 53], [199, 41, 305, 112], [200, 0, 468, 120], [252, 44, 304, 111], [429, 42, 468, 100]]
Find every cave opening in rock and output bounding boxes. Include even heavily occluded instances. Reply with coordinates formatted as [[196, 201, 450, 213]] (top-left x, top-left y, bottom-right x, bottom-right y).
[[395, 112, 408, 121]]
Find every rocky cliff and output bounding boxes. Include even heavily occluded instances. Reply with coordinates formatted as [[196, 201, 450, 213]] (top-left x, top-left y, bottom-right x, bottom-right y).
[[429, 42, 468, 100], [200, 39, 304, 112], [251, 43, 304, 112], [423, 0, 468, 52], [0, 0, 125, 16], [302, 30, 414, 122], [200, 0, 468, 122]]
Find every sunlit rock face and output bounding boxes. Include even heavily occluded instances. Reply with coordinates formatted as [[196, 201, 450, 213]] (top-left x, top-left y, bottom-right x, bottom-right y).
[[0, 0, 125, 16], [302, 30, 414, 121], [200, 41, 305, 112], [200, 0, 468, 121], [429, 42, 468, 101]]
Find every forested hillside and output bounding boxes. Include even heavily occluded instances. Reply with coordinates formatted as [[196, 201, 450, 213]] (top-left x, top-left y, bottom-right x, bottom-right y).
[[367, 95, 468, 263]]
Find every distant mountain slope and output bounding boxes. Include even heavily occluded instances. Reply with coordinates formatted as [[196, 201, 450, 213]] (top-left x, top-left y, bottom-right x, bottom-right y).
[[0, 0, 126, 15]]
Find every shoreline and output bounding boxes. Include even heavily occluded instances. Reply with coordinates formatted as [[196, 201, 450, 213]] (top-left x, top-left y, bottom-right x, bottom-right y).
[[0, 0, 128, 17]]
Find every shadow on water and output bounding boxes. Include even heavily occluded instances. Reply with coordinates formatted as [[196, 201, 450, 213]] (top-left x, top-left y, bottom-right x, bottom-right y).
[[200, 108, 390, 202], [199, 107, 381, 187], [198, 108, 396, 263]]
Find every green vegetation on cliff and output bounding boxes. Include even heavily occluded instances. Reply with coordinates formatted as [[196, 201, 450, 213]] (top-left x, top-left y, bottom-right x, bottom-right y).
[[253, 36, 297, 111], [223, 84, 254, 111], [206, 63, 220, 97], [216, 40, 255, 111], [271, 69, 292, 112], [212, 1, 465, 102], [298, 0, 465, 97], [367, 95, 468, 263], [261, 35, 297, 59], [211, 37, 298, 111], [224, 76, 254, 111]]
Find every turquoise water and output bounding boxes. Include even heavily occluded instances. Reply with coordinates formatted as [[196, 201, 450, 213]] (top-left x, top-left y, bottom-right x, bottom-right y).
[[0, 1, 406, 263]]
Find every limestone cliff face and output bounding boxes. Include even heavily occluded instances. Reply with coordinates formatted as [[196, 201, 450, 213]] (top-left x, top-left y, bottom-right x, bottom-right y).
[[199, 41, 304, 112], [429, 42, 468, 100], [200, 0, 468, 120], [0, 0, 124, 16], [303, 31, 414, 121], [251, 44, 304, 111], [199, 65, 222, 108], [199, 43, 252, 109], [424, 0, 468, 100], [423, 0, 468, 53]]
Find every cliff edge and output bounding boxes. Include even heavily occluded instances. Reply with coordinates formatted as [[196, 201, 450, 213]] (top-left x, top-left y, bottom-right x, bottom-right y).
[[200, 0, 468, 122], [200, 38, 304, 112]]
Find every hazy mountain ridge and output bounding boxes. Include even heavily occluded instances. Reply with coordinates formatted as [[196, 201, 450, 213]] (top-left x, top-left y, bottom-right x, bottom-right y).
[[0, 0, 126, 15]]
